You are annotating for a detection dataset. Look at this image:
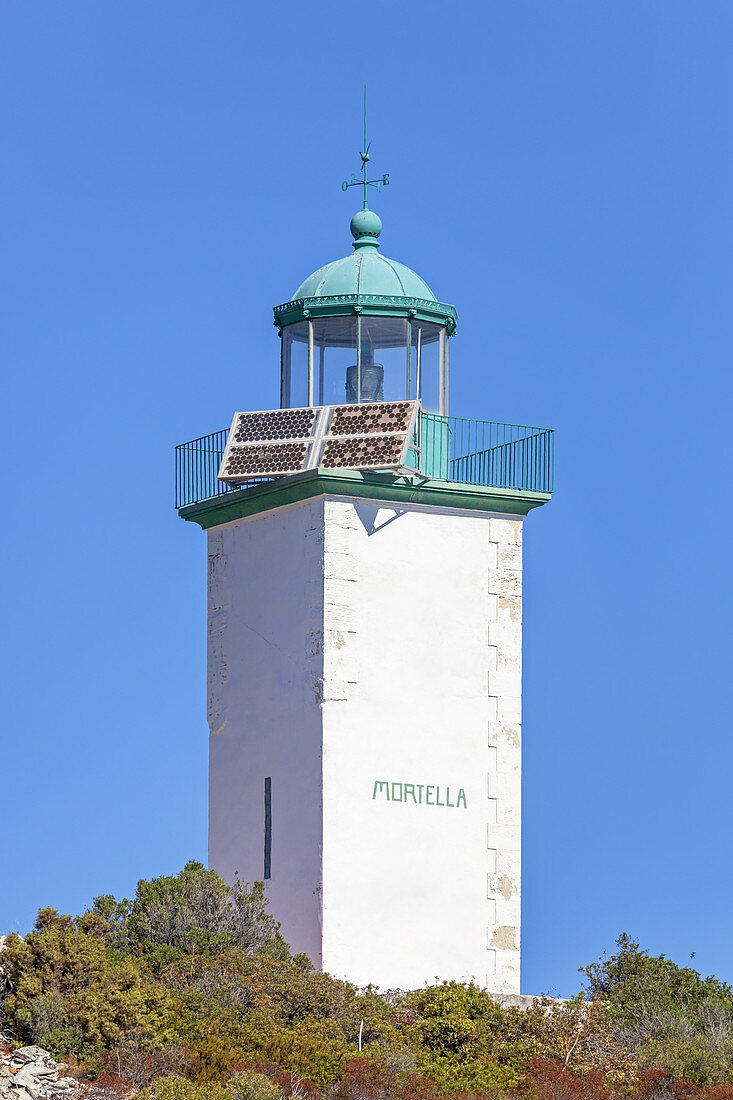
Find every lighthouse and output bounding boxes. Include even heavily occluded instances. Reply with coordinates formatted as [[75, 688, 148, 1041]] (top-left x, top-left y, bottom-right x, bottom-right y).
[[175, 145, 553, 994]]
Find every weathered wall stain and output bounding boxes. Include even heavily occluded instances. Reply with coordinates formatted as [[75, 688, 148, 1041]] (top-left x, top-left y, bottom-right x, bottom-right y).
[[491, 925, 519, 951]]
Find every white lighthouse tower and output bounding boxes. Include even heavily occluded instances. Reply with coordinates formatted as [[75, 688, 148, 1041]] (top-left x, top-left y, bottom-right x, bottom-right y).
[[176, 155, 553, 994]]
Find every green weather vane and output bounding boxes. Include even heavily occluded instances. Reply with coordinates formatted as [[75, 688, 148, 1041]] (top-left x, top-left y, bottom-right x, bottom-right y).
[[341, 86, 390, 210]]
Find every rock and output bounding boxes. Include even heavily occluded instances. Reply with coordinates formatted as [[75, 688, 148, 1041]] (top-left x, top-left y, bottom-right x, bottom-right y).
[[8, 1053, 56, 1071], [10, 1069, 41, 1091], [4, 1089, 33, 1100], [0, 1045, 76, 1100]]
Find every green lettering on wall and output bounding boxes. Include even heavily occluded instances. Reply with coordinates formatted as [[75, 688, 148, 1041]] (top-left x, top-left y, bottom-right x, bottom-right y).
[[371, 780, 468, 808]]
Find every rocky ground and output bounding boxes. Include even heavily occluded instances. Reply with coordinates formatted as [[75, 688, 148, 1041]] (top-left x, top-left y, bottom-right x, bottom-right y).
[[0, 1035, 82, 1100]]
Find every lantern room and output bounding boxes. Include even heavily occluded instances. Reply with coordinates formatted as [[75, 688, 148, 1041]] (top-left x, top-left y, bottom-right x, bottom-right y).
[[273, 209, 458, 414]]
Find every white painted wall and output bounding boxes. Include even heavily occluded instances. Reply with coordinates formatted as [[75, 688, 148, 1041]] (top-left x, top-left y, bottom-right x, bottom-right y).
[[207, 495, 523, 992], [207, 501, 325, 966]]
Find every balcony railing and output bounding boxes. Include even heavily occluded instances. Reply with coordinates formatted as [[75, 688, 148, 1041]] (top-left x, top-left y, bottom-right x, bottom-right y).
[[175, 415, 554, 510], [422, 413, 555, 495]]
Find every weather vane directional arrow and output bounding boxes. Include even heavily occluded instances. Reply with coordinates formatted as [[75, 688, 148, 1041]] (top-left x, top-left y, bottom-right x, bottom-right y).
[[341, 85, 390, 210]]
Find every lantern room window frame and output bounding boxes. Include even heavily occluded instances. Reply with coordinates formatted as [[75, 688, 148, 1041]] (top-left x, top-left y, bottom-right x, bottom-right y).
[[280, 314, 449, 415]]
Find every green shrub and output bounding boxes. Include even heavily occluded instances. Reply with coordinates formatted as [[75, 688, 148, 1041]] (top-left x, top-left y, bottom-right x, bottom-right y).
[[230, 1070, 282, 1100], [403, 980, 523, 1093], [12, 868, 733, 1099], [265, 1017, 348, 1087], [137, 1077, 233, 1100], [1, 913, 174, 1061], [136, 1073, 281, 1100], [581, 933, 733, 1019], [581, 934, 733, 1088], [95, 863, 282, 967]]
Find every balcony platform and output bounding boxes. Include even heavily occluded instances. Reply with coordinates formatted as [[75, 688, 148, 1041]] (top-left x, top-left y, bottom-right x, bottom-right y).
[[175, 413, 554, 529], [178, 466, 550, 529]]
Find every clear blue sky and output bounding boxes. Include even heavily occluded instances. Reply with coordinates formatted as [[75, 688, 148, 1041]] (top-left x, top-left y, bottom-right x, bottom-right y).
[[2, 1, 731, 997]]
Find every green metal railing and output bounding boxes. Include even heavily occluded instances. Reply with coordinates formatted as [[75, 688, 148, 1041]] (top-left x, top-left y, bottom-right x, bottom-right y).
[[422, 413, 554, 495], [175, 414, 554, 510], [175, 428, 238, 510]]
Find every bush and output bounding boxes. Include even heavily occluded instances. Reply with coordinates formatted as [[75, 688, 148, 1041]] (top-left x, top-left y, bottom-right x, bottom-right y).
[[78, 1074, 134, 1100], [11, 868, 733, 1100], [403, 981, 522, 1093], [102, 1033, 191, 1089], [137, 1078, 233, 1100], [230, 1070, 282, 1100], [160, 951, 402, 1086], [580, 935, 733, 1088], [330, 1056, 444, 1100], [515, 1057, 610, 1099], [581, 934, 733, 1021], [265, 1069, 318, 1098], [93, 863, 282, 967], [136, 1074, 281, 1100], [1, 912, 174, 1061], [264, 1018, 347, 1087]]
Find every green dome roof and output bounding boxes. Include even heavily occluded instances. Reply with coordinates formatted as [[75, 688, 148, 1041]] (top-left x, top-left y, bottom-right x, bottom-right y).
[[293, 210, 437, 301], [274, 210, 457, 336], [293, 251, 437, 301]]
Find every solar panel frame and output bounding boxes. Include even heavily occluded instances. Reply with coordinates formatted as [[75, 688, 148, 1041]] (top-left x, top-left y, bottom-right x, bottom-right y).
[[327, 400, 417, 438], [230, 407, 318, 443], [319, 434, 409, 471], [319, 399, 420, 472], [217, 406, 320, 483], [217, 401, 421, 484], [219, 441, 312, 481]]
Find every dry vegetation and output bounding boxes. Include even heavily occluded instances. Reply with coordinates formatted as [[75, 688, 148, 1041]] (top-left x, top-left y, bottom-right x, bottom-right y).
[[2, 863, 733, 1100]]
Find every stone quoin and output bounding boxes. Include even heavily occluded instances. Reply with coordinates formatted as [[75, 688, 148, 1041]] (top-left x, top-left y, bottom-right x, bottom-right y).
[[176, 134, 553, 993]]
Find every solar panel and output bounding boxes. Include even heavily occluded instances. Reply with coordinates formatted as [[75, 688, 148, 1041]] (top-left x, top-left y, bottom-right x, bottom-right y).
[[220, 442, 310, 479], [232, 408, 317, 443], [329, 401, 415, 436], [218, 401, 419, 484], [321, 435, 408, 469], [322, 400, 417, 473]]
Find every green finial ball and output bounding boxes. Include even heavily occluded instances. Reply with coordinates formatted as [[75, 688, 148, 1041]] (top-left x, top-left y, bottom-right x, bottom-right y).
[[350, 208, 382, 245]]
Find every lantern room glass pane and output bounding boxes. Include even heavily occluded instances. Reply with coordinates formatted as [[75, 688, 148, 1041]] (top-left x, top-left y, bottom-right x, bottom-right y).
[[358, 317, 408, 403], [281, 321, 309, 408], [313, 316, 357, 406], [410, 320, 443, 413], [281, 315, 447, 411]]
